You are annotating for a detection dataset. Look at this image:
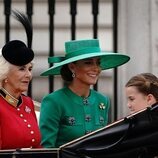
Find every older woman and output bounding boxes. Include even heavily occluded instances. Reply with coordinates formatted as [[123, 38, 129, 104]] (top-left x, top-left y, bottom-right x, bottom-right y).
[[0, 40, 40, 149], [0, 10, 41, 149], [0, 40, 41, 149]]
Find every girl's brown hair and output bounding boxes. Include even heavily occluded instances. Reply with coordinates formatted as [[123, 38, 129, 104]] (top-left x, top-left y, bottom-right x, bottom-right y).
[[126, 73, 158, 101]]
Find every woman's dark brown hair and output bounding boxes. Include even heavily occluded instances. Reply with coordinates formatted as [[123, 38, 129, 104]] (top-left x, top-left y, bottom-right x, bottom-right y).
[[60, 64, 73, 83]]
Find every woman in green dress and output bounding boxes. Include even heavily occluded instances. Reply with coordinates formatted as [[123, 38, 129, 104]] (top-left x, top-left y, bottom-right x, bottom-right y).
[[39, 39, 130, 148]]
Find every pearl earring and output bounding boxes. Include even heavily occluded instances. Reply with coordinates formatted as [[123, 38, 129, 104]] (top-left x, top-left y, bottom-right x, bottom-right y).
[[4, 79, 8, 83]]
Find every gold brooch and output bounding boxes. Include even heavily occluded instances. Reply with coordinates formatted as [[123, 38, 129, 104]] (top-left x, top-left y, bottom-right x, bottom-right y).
[[99, 103, 105, 109]]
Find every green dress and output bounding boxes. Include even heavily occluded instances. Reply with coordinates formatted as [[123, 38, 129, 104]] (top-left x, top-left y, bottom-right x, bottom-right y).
[[39, 86, 110, 148]]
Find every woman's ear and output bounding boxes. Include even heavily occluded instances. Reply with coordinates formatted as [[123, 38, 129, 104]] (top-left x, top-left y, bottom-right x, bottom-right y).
[[147, 94, 156, 105], [68, 63, 75, 72]]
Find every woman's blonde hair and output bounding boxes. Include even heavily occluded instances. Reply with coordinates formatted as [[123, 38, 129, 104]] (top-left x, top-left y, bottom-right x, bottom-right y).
[[0, 54, 10, 88]]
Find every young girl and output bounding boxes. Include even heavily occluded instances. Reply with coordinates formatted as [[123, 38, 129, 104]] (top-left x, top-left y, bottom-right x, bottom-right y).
[[125, 73, 158, 113]]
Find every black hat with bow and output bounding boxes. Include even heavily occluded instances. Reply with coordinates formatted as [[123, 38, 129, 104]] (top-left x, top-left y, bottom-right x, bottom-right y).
[[1, 10, 34, 66]]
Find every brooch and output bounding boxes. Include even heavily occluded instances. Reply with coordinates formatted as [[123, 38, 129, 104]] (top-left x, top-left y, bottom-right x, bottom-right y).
[[99, 103, 105, 109], [25, 106, 31, 113]]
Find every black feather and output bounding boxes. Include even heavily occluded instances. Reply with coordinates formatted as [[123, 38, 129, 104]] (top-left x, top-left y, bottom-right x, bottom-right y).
[[12, 10, 33, 48]]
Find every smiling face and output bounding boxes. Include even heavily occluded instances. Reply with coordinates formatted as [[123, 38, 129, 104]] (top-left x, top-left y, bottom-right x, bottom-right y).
[[125, 86, 150, 113], [68, 57, 101, 86], [3, 63, 33, 97], [125, 73, 158, 114], [125, 86, 157, 113]]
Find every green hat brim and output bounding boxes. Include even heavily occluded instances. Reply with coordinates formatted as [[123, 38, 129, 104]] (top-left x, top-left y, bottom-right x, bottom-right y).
[[40, 52, 130, 76]]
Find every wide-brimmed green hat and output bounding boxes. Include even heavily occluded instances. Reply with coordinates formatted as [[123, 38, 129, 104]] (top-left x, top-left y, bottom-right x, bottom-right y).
[[40, 39, 130, 76]]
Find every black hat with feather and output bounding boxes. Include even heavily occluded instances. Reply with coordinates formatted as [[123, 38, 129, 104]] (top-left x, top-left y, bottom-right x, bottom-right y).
[[1, 10, 34, 66]]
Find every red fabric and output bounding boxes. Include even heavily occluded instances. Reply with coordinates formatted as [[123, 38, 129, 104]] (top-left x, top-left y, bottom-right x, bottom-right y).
[[0, 95, 41, 149]]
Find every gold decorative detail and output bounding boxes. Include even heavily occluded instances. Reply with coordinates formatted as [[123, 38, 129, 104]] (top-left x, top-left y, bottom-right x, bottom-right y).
[[0, 88, 19, 107]]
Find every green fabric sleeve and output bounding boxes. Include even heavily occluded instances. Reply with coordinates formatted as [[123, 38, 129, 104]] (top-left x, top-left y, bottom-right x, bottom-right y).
[[39, 94, 61, 148]]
